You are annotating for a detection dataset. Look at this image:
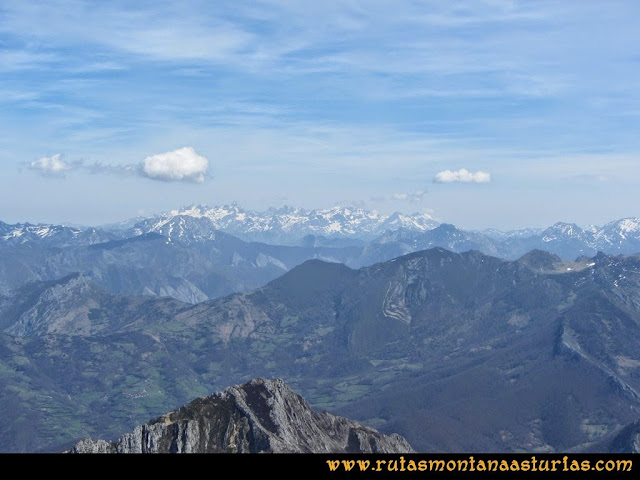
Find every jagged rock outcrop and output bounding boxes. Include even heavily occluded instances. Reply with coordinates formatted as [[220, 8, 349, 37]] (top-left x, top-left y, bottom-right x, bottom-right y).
[[68, 378, 413, 453]]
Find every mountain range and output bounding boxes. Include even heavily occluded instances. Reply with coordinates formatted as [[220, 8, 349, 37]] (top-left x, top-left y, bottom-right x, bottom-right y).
[[0, 229, 361, 303], [2, 247, 640, 452], [2, 203, 640, 453], [3, 204, 640, 259], [125, 204, 439, 245], [2, 205, 640, 307]]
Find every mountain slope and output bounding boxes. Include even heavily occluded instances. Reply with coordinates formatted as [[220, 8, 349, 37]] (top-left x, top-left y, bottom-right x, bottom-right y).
[[2, 248, 640, 452], [3, 210, 640, 307], [361, 224, 502, 265], [0, 273, 188, 337], [587, 419, 640, 453], [0, 231, 362, 303], [68, 378, 413, 453]]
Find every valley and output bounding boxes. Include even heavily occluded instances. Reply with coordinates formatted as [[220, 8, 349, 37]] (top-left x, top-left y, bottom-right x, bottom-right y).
[[2, 212, 640, 453]]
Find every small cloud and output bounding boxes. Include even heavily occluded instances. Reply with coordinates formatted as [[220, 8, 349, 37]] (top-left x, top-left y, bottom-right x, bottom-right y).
[[29, 154, 71, 177], [85, 161, 136, 177], [565, 174, 610, 183], [393, 190, 427, 202], [434, 168, 491, 183], [141, 147, 209, 183]]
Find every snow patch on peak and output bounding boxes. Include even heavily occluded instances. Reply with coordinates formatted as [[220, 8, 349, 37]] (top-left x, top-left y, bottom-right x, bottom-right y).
[[0, 222, 102, 246], [130, 203, 438, 244], [616, 218, 640, 233]]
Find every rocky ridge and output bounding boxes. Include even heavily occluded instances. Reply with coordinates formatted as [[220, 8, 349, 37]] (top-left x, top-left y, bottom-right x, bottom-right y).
[[68, 378, 413, 453]]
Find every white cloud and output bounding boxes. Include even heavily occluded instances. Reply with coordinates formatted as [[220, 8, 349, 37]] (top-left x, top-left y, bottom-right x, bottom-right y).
[[141, 147, 209, 183], [434, 168, 491, 183], [29, 154, 70, 176], [25, 147, 210, 184], [392, 190, 427, 202]]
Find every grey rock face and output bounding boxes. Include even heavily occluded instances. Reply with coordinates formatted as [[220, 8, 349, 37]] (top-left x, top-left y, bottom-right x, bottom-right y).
[[68, 378, 413, 453]]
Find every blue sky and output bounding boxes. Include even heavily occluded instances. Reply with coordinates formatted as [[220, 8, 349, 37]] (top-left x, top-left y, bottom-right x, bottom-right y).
[[1, 1, 639, 229]]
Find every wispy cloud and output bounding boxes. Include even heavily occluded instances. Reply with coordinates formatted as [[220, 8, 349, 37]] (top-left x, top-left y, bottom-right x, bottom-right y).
[[392, 190, 427, 202], [0, 50, 59, 71], [564, 173, 610, 183], [0, 2, 253, 64], [3, 1, 640, 227], [434, 168, 491, 183]]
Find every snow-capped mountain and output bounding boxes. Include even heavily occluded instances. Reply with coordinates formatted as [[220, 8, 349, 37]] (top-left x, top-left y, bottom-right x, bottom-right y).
[[594, 218, 640, 250], [479, 227, 544, 240], [3, 205, 640, 261], [0, 221, 114, 247], [365, 217, 640, 263], [537, 219, 640, 255], [125, 204, 440, 244], [512, 218, 640, 257], [540, 222, 586, 243]]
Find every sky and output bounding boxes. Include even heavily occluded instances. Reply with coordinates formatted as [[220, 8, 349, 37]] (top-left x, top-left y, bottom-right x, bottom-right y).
[[1, 1, 639, 230]]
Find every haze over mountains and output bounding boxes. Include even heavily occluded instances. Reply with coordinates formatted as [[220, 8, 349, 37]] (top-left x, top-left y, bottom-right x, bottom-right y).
[[1, 204, 640, 453], [2, 204, 640, 305], [4, 203, 640, 255], [128, 204, 440, 245]]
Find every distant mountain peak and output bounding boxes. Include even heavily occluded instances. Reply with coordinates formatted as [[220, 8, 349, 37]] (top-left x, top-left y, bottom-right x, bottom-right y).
[[0, 221, 113, 247], [609, 217, 640, 231], [545, 222, 583, 234], [126, 203, 439, 244], [517, 249, 563, 271], [435, 223, 459, 232]]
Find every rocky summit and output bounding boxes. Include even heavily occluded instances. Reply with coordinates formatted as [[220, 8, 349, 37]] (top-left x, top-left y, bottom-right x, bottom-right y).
[[68, 378, 413, 453]]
